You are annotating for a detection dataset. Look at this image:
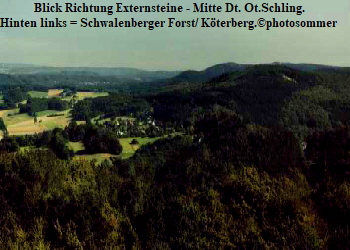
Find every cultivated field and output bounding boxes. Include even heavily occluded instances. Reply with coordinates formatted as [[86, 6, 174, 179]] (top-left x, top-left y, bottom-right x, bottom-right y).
[[48, 89, 63, 97], [1, 90, 109, 136], [0, 109, 10, 117], [5, 110, 71, 136], [76, 92, 109, 99]]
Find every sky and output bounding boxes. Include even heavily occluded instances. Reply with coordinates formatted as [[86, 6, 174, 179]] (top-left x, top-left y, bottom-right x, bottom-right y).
[[0, 0, 349, 70]]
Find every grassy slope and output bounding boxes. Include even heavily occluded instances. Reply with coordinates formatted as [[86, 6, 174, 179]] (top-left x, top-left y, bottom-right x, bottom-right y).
[[119, 137, 160, 158], [68, 136, 161, 164], [4, 109, 71, 135]]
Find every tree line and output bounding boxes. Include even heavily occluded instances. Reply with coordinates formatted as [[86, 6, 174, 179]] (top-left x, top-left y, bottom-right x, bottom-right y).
[[18, 97, 69, 116]]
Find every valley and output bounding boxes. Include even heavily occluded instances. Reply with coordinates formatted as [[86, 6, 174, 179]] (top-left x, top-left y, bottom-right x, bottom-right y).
[[0, 88, 164, 162]]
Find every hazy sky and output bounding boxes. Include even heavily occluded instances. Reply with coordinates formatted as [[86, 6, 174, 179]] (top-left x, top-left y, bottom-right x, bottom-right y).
[[0, 0, 349, 70]]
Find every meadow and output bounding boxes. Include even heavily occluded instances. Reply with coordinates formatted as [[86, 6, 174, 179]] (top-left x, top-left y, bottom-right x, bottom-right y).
[[2, 90, 108, 136], [3, 109, 70, 136], [68, 136, 161, 164]]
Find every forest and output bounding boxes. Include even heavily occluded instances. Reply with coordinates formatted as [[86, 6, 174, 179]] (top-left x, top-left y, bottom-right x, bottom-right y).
[[0, 63, 350, 249]]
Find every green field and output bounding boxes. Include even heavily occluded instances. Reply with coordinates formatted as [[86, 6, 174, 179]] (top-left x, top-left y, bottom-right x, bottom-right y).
[[3, 109, 71, 136], [119, 137, 160, 159], [4, 112, 32, 125], [4, 109, 70, 126], [28, 91, 48, 98], [69, 142, 117, 164], [68, 141, 85, 152], [68, 136, 161, 162]]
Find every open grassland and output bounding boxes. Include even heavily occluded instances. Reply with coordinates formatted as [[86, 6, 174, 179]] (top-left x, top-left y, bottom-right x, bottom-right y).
[[4, 109, 71, 135], [5, 112, 32, 125], [68, 141, 84, 152], [69, 136, 161, 162], [69, 142, 118, 164], [0, 90, 108, 138], [40, 116, 70, 130], [119, 137, 160, 159], [28, 91, 48, 98], [7, 123, 46, 135]]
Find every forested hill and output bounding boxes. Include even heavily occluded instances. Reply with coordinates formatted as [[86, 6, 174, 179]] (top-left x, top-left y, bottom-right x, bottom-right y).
[[173, 62, 246, 82], [145, 64, 350, 138], [125, 62, 350, 93], [66, 64, 350, 144]]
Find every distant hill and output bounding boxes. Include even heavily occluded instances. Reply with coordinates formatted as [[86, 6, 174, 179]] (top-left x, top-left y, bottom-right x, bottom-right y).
[[143, 62, 349, 93], [174, 63, 246, 82], [172, 62, 348, 83], [0, 64, 180, 82], [208, 65, 315, 124], [150, 63, 350, 134]]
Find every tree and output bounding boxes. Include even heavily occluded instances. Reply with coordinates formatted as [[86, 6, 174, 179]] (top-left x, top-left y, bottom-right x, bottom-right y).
[[83, 127, 122, 155], [34, 113, 38, 124], [49, 131, 74, 160], [130, 139, 140, 150], [0, 117, 7, 136]]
